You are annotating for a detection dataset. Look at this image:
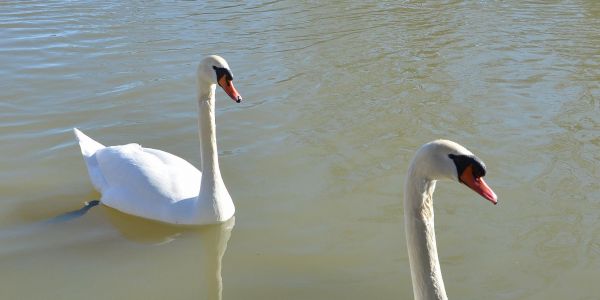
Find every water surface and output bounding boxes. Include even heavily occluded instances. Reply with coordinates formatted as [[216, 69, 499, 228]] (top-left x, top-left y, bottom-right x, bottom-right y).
[[1, 1, 599, 299]]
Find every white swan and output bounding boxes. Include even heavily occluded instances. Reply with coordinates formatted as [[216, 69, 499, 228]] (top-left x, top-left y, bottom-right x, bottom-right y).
[[73, 55, 242, 225], [404, 140, 498, 300]]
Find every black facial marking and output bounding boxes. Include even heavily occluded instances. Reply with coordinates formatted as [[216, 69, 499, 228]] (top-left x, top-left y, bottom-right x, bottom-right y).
[[212, 65, 233, 82], [448, 154, 487, 182]]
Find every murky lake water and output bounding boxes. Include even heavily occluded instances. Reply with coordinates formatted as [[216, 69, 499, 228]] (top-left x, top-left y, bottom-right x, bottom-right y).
[[1, 1, 599, 299]]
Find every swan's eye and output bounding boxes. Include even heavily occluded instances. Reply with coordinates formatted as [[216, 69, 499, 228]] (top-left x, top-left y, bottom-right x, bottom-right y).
[[212, 66, 233, 82], [448, 154, 487, 179], [471, 162, 486, 178]]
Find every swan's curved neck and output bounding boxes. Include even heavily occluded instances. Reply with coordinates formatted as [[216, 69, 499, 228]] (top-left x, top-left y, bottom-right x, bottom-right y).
[[193, 82, 235, 223], [404, 165, 448, 300], [198, 84, 221, 179]]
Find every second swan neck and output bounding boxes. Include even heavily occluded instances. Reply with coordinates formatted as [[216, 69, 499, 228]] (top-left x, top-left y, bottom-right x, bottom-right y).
[[404, 173, 448, 300]]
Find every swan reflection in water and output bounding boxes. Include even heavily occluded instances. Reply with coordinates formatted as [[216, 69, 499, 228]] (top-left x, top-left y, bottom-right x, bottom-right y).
[[102, 206, 235, 299], [104, 207, 236, 300], [0, 199, 235, 300]]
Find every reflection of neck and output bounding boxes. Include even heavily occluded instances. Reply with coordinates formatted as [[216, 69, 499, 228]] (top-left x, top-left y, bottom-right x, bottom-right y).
[[200, 217, 235, 300], [404, 164, 447, 300]]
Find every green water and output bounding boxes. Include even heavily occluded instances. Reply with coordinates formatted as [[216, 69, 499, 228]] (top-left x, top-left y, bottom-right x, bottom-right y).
[[1, 1, 599, 299]]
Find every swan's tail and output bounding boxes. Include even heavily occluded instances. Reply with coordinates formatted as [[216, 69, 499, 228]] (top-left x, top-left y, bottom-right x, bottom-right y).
[[73, 128, 107, 192], [73, 128, 105, 157]]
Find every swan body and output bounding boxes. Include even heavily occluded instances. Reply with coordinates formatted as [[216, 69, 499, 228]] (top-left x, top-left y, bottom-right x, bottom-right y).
[[404, 140, 497, 300], [74, 55, 242, 225]]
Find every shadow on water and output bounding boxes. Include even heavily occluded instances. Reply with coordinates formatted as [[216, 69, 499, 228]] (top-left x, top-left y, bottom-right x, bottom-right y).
[[0, 200, 108, 260], [39, 200, 101, 225], [0, 200, 101, 240], [2, 199, 191, 245], [0, 200, 236, 300]]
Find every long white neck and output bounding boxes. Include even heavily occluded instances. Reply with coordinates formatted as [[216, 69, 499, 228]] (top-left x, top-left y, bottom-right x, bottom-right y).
[[198, 84, 222, 181], [404, 164, 448, 300], [195, 83, 234, 223]]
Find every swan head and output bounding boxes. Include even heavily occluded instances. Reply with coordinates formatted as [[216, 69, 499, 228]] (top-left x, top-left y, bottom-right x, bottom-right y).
[[413, 139, 498, 204], [197, 55, 242, 103]]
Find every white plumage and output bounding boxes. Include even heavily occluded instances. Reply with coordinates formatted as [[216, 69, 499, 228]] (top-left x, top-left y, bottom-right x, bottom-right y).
[[74, 55, 241, 225]]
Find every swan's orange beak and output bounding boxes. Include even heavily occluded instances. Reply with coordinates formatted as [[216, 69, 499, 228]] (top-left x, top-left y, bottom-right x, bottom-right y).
[[218, 76, 242, 103], [460, 165, 498, 205]]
